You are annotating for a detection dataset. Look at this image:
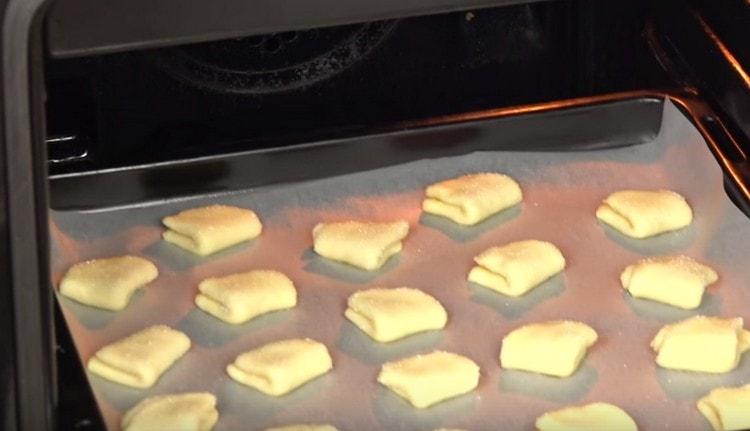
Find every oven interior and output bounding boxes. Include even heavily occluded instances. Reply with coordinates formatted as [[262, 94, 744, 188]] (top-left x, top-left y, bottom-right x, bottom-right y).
[[39, 0, 750, 429], [46, 0, 672, 178]]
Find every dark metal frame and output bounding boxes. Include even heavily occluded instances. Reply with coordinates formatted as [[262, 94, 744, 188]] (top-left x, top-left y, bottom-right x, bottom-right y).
[[45, 0, 545, 58], [2, 0, 54, 429]]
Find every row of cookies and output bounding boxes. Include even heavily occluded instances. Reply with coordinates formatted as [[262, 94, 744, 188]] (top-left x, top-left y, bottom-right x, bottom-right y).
[[122, 389, 333, 431], [58, 239, 718, 319], [82, 321, 617, 431], [85, 315, 750, 431], [64, 252, 748, 376], [58, 172, 747, 430], [116, 387, 750, 431]]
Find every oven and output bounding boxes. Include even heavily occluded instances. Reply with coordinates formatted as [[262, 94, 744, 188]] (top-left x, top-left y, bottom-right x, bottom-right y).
[[1, 0, 749, 429]]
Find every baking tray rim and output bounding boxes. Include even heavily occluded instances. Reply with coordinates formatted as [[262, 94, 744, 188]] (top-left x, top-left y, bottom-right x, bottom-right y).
[[47, 89, 750, 216]]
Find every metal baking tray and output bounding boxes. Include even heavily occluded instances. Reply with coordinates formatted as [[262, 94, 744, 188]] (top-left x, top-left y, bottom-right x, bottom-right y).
[[49, 93, 750, 430]]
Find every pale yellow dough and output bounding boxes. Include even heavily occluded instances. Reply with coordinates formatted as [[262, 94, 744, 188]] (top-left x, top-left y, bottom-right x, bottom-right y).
[[651, 316, 750, 373], [265, 425, 338, 431], [162, 205, 262, 256], [500, 320, 597, 377], [122, 392, 218, 431], [377, 350, 480, 408], [312, 220, 409, 270], [596, 189, 692, 239], [536, 402, 638, 431], [345, 287, 447, 342], [422, 172, 523, 225], [88, 325, 190, 388], [227, 338, 333, 396], [468, 240, 565, 297], [195, 270, 297, 324], [621, 255, 718, 309], [59, 255, 158, 311], [697, 384, 750, 431]]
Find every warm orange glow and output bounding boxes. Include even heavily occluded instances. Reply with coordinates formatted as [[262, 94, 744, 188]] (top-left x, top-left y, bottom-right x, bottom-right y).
[[696, 13, 750, 89], [404, 91, 662, 129]]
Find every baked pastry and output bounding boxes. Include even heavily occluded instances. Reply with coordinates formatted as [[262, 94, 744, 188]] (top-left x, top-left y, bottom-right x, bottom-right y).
[[162, 205, 262, 255], [536, 402, 638, 431], [621, 255, 718, 309], [87, 325, 190, 388], [422, 173, 523, 225], [195, 270, 297, 324], [468, 240, 565, 297], [500, 320, 597, 377], [651, 316, 750, 373], [345, 287, 447, 342], [312, 220, 409, 271], [265, 426, 338, 431], [121, 392, 218, 431], [59, 255, 158, 310], [596, 189, 692, 239], [697, 384, 750, 431], [227, 338, 333, 396], [377, 351, 480, 408]]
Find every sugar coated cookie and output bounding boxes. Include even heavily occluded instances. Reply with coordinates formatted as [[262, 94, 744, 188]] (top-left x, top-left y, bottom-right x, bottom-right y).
[[377, 351, 480, 408], [162, 205, 262, 255], [312, 220, 409, 271], [88, 325, 190, 388], [621, 255, 717, 309], [122, 392, 218, 431], [468, 240, 565, 297], [422, 173, 522, 225], [596, 189, 692, 238], [227, 338, 333, 396], [536, 402, 637, 431], [651, 316, 750, 373], [195, 270, 296, 324], [345, 287, 447, 342], [59, 255, 158, 310]]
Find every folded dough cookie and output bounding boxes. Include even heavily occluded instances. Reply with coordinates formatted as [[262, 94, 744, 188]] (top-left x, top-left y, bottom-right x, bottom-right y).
[[697, 384, 750, 431], [651, 316, 750, 373], [468, 240, 565, 297], [536, 402, 638, 431], [500, 320, 598, 377], [88, 325, 190, 388], [122, 392, 218, 431], [59, 255, 158, 310], [377, 351, 480, 408], [227, 338, 333, 396], [265, 426, 338, 431], [162, 205, 262, 256], [195, 270, 297, 324], [422, 173, 523, 225], [345, 287, 448, 342], [621, 255, 718, 309], [312, 220, 409, 271], [596, 189, 692, 239]]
